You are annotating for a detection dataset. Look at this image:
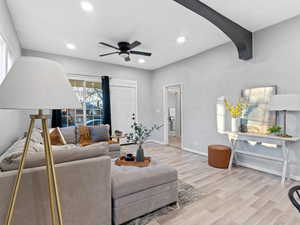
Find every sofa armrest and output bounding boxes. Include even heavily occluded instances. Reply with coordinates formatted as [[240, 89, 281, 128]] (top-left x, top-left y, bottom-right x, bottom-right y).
[[0, 156, 111, 225]]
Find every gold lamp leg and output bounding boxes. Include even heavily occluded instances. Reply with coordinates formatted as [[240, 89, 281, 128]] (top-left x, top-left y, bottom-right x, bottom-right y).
[[4, 118, 35, 225], [4, 110, 65, 225], [41, 119, 57, 225], [42, 119, 64, 225]]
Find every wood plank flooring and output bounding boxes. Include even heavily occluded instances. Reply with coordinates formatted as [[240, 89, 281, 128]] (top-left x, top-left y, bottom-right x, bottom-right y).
[[168, 136, 181, 148], [122, 143, 300, 225]]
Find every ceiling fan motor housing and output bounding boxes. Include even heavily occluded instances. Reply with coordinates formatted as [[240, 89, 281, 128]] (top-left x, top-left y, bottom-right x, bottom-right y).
[[118, 42, 130, 52]]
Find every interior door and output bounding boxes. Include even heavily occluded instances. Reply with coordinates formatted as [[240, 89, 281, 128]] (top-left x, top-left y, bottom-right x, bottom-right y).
[[110, 80, 137, 143]]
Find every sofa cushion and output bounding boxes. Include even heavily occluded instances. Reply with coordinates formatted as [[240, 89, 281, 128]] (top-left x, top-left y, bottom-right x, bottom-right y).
[[111, 160, 178, 199], [60, 126, 77, 144], [112, 181, 177, 225], [0, 142, 109, 171], [109, 144, 120, 152], [90, 125, 110, 142], [0, 138, 40, 171], [30, 128, 43, 144]]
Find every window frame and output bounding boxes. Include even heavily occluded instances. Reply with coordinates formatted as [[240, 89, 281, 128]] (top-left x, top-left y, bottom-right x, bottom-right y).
[[62, 75, 103, 127]]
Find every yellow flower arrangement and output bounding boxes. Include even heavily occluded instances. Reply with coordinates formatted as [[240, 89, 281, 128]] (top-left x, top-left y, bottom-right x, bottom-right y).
[[224, 99, 246, 118]]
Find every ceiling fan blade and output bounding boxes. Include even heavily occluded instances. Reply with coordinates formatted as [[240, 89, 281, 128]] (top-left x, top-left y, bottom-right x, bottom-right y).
[[129, 41, 141, 50], [125, 56, 131, 62], [99, 42, 119, 50], [99, 52, 119, 57], [130, 51, 152, 56]]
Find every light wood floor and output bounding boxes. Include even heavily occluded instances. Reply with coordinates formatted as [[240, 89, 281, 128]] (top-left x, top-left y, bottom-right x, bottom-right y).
[[122, 143, 300, 225], [168, 136, 182, 148]]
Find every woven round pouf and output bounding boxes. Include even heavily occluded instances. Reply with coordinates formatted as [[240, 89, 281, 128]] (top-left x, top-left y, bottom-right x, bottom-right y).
[[208, 145, 231, 169]]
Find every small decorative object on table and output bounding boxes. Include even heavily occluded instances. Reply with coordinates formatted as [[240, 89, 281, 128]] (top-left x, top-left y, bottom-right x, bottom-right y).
[[127, 113, 162, 162], [125, 153, 135, 161], [115, 130, 123, 136], [224, 98, 247, 133], [267, 125, 282, 136]]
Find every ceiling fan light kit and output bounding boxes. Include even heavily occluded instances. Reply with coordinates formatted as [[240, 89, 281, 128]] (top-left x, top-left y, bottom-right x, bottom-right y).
[[99, 41, 152, 62]]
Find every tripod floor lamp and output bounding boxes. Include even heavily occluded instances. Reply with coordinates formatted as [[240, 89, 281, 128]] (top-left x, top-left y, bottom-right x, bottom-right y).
[[0, 57, 81, 225]]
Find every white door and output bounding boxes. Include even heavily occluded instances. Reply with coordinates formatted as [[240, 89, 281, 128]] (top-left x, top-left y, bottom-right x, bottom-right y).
[[110, 80, 137, 143]]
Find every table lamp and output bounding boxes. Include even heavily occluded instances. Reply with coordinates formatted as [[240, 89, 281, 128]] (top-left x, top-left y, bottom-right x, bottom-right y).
[[0, 57, 81, 225], [269, 94, 300, 137]]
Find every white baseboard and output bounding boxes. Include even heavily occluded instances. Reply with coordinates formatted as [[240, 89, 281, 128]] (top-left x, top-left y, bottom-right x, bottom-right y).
[[182, 146, 300, 182], [182, 147, 208, 157], [146, 139, 165, 145], [236, 161, 300, 182]]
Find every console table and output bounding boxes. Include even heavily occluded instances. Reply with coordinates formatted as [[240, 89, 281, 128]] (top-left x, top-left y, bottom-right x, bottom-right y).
[[222, 131, 300, 185]]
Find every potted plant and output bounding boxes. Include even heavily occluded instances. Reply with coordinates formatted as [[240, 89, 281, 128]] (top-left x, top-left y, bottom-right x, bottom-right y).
[[127, 114, 162, 162], [224, 98, 247, 132], [267, 125, 282, 136]]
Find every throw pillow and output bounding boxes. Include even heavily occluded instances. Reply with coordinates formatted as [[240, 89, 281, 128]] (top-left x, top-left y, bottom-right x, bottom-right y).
[[79, 126, 91, 145], [60, 126, 77, 144], [0, 137, 40, 171], [89, 125, 110, 142], [49, 127, 67, 146], [0, 142, 109, 171]]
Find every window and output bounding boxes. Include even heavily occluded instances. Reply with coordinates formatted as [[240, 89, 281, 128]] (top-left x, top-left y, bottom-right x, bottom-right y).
[[61, 79, 103, 127], [0, 35, 7, 84], [0, 35, 14, 85], [7, 50, 13, 73]]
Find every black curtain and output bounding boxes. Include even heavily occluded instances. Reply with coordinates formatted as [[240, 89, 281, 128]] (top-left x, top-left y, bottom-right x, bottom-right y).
[[102, 76, 112, 135], [51, 109, 62, 128]]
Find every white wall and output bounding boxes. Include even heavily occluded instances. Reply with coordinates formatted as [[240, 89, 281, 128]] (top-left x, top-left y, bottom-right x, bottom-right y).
[[22, 49, 153, 128], [0, 1, 28, 154], [151, 15, 300, 179]]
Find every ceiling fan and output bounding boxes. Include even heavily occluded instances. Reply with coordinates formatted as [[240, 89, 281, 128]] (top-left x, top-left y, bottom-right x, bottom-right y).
[[99, 41, 152, 62]]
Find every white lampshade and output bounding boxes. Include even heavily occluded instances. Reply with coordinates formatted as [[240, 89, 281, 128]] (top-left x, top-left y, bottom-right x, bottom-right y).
[[269, 94, 300, 111], [0, 57, 81, 110]]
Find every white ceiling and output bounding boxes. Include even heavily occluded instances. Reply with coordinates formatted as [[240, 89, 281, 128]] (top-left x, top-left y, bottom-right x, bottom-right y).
[[7, 0, 300, 70]]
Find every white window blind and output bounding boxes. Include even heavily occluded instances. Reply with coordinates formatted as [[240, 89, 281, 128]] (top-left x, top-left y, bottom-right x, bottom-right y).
[[7, 50, 13, 73], [0, 34, 13, 85], [0, 35, 7, 85]]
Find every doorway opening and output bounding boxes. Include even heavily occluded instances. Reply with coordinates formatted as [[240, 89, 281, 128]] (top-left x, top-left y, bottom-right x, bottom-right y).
[[164, 84, 182, 149]]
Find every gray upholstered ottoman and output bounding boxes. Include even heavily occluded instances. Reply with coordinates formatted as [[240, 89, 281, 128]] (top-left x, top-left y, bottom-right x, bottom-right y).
[[111, 160, 178, 225]]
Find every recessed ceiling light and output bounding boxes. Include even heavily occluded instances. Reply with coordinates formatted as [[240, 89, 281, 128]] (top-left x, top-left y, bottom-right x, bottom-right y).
[[66, 43, 76, 50], [176, 36, 186, 44], [80, 1, 94, 12], [138, 59, 145, 64]]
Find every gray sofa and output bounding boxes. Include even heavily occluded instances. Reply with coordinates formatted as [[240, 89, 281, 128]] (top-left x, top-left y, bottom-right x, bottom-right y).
[[0, 156, 112, 225]]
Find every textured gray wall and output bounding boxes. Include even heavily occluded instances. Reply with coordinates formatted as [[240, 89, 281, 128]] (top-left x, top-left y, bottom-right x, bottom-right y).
[[151, 15, 300, 179]]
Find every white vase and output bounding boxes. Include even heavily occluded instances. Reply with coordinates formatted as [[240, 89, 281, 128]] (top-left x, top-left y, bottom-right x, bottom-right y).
[[231, 118, 240, 133]]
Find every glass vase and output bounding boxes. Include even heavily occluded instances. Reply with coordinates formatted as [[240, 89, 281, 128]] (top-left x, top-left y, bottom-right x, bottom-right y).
[[136, 144, 145, 162]]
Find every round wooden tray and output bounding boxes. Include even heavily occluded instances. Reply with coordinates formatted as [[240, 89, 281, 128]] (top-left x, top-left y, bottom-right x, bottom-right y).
[[115, 156, 151, 167]]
